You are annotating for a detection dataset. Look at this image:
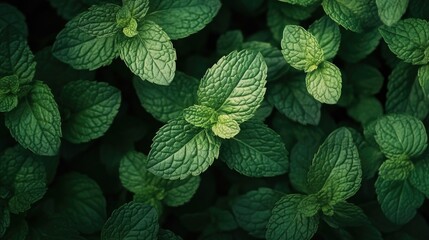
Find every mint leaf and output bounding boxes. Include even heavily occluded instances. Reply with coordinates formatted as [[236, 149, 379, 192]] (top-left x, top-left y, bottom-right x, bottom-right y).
[[122, 0, 150, 20], [281, 25, 324, 72], [119, 20, 176, 85], [338, 28, 381, 63], [162, 176, 200, 207], [266, 194, 319, 240], [345, 64, 384, 96], [76, 4, 120, 37], [211, 114, 240, 139], [278, 0, 319, 7], [308, 16, 341, 60], [101, 202, 159, 240], [232, 188, 283, 238], [60, 80, 121, 144], [325, 202, 370, 228], [148, 119, 221, 180], [410, 159, 429, 198], [379, 159, 415, 181], [379, 18, 429, 65], [374, 114, 427, 159], [52, 16, 118, 70], [184, 105, 218, 128], [298, 194, 320, 217], [375, 178, 424, 225], [0, 3, 27, 36], [305, 61, 342, 104], [51, 173, 106, 234], [146, 0, 221, 40], [220, 121, 288, 177], [268, 77, 321, 125], [119, 151, 155, 194], [0, 75, 18, 111], [376, 0, 409, 26], [322, 0, 380, 33], [133, 72, 198, 123], [418, 64, 429, 95], [347, 97, 383, 124], [216, 30, 243, 56], [307, 128, 361, 205], [5, 81, 61, 156], [197, 50, 267, 123]]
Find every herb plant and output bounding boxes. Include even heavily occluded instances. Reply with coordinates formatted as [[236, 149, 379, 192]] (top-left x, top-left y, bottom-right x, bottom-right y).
[[1, 0, 429, 239]]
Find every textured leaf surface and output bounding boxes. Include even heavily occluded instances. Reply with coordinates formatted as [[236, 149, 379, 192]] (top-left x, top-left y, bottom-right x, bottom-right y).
[[410, 159, 429, 198], [281, 25, 324, 72], [376, 0, 408, 26], [0, 3, 28, 36], [148, 119, 221, 180], [379, 19, 429, 65], [162, 176, 200, 207], [308, 16, 341, 60], [379, 159, 415, 181], [184, 105, 218, 128], [418, 64, 429, 96], [5, 82, 61, 156], [52, 173, 106, 234], [305, 61, 342, 104], [327, 202, 370, 227], [278, 0, 318, 6], [146, 0, 221, 39], [374, 114, 427, 158], [198, 50, 267, 123], [101, 202, 159, 240], [266, 194, 319, 240], [232, 188, 283, 238], [211, 114, 240, 139], [119, 21, 176, 85], [76, 4, 120, 37], [220, 121, 288, 177], [60, 80, 121, 144]]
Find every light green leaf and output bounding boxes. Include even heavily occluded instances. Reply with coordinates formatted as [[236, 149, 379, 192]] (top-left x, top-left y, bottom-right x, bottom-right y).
[[101, 202, 159, 240], [232, 188, 283, 238], [268, 77, 321, 125], [308, 16, 341, 60], [376, 0, 409, 26], [220, 121, 288, 177], [386, 62, 429, 119], [266, 194, 319, 240], [338, 28, 381, 63], [119, 20, 176, 85], [375, 178, 424, 225], [52, 16, 118, 70], [379, 18, 429, 65], [278, 0, 319, 7], [297, 194, 320, 217], [5, 81, 61, 156], [418, 64, 429, 95], [211, 114, 240, 139], [148, 119, 221, 180], [0, 3, 28, 36], [60, 80, 121, 144], [305, 61, 342, 104], [307, 128, 361, 205], [146, 0, 221, 39], [410, 159, 429, 198], [133, 72, 199, 123], [374, 114, 427, 159], [379, 159, 414, 181], [197, 50, 267, 123], [322, 0, 380, 33], [76, 4, 120, 37], [184, 105, 218, 128], [281, 25, 324, 72], [51, 173, 107, 234]]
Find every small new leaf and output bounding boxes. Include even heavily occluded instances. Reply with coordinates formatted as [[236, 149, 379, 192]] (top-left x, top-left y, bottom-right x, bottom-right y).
[[305, 61, 342, 104], [184, 105, 218, 128], [211, 115, 240, 139]]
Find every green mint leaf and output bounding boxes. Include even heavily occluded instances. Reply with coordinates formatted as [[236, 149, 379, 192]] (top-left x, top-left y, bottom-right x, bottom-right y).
[[0, 32, 35, 85], [351, 129, 384, 180], [0, 145, 47, 214], [297, 194, 320, 217], [0, 3, 27, 37], [146, 0, 221, 40], [386, 62, 429, 119], [290, 138, 320, 194], [266, 194, 319, 240], [119, 151, 155, 194], [51, 173, 107, 234], [0, 206, 9, 238], [418, 64, 429, 96], [211, 114, 240, 139], [52, 16, 118, 70], [198, 50, 267, 123], [324, 202, 370, 228], [101, 202, 159, 240], [216, 30, 243, 56], [379, 18, 429, 65], [374, 114, 427, 159], [119, 20, 176, 85], [220, 121, 288, 177], [268, 77, 321, 125], [375, 177, 424, 225], [184, 105, 218, 128], [5, 81, 61, 156], [308, 16, 341, 60], [60, 80, 121, 144], [281, 25, 324, 72], [409, 159, 429, 198], [278, 0, 319, 7], [148, 119, 221, 180], [162, 176, 200, 207], [376, 0, 409, 26], [232, 188, 283, 238], [322, 0, 380, 33], [122, 0, 150, 20], [347, 97, 383, 124], [307, 128, 362, 205], [76, 4, 120, 37], [133, 72, 199, 123], [305, 61, 342, 104], [0, 94, 18, 113], [379, 158, 414, 181], [345, 64, 384, 96], [338, 28, 381, 63]]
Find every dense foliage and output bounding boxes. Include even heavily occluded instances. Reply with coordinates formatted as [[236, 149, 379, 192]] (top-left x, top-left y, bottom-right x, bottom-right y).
[[1, 0, 429, 239]]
